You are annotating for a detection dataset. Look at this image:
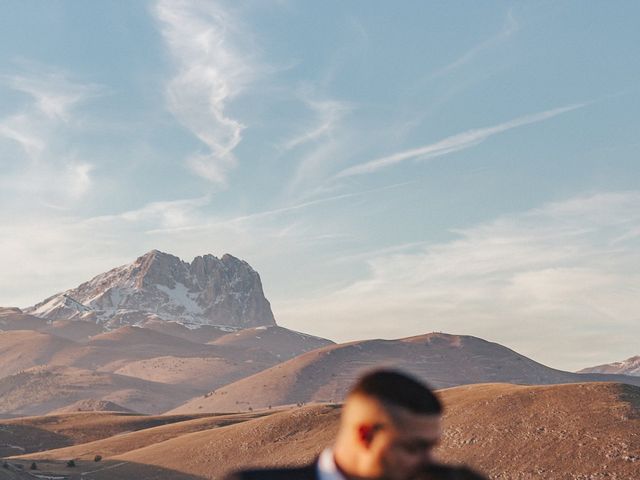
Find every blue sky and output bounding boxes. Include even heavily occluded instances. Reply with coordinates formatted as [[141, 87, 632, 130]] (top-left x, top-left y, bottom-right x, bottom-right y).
[[1, 1, 639, 370]]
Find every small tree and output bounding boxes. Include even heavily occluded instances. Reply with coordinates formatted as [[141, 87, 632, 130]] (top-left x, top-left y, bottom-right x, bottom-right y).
[[94, 455, 102, 462], [2, 462, 9, 469], [66, 460, 76, 468], [30, 462, 37, 470]]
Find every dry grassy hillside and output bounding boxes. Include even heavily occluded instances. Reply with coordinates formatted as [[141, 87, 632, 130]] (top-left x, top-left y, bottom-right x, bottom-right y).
[[48, 399, 136, 414], [6, 382, 638, 480], [0, 411, 214, 456], [112, 356, 248, 390], [0, 308, 47, 331], [168, 333, 598, 413], [438, 382, 640, 479], [0, 325, 291, 400], [0, 366, 203, 416], [14, 411, 272, 461], [48, 326, 235, 372], [0, 331, 77, 378], [139, 319, 232, 343], [211, 326, 334, 360], [0, 323, 335, 403]]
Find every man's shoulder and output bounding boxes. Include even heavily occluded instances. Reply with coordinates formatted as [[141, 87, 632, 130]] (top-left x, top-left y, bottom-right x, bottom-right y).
[[423, 464, 488, 480], [223, 463, 318, 480]]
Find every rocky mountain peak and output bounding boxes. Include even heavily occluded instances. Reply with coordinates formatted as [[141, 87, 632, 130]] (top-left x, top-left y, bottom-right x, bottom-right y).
[[132, 250, 189, 289], [25, 250, 276, 330], [578, 355, 640, 377]]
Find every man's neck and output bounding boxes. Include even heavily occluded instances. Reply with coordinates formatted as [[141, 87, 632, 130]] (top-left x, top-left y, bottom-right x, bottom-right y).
[[332, 449, 380, 480]]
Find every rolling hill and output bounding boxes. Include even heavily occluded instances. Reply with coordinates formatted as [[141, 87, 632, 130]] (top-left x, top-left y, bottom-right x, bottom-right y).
[[0, 366, 203, 416], [169, 332, 640, 413], [7, 382, 639, 480]]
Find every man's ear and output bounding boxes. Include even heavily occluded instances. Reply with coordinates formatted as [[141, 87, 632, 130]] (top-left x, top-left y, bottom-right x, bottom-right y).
[[357, 424, 378, 447], [358, 424, 374, 447]]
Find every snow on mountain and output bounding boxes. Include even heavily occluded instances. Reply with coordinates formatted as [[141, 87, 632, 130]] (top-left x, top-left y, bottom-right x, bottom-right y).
[[578, 356, 640, 376], [24, 250, 276, 329]]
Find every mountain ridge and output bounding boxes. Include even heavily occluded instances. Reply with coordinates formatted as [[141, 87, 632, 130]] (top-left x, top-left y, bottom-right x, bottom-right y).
[[579, 355, 640, 376], [23, 250, 276, 330], [168, 332, 640, 413]]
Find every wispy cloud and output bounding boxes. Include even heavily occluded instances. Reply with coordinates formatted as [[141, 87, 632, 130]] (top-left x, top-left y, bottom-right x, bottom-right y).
[[0, 113, 45, 158], [145, 181, 412, 235], [103, 195, 212, 229], [336, 103, 586, 178], [276, 191, 640, 370], [155, 0, 255, 184], [0, 67, 100, 158], [0, 193, 332, 306], [281, 92, 355, 197], [0, 66, 101, 205], [429, 9, 519, 80], [2, 70, 101, 121], [281, 96, 349, 151]]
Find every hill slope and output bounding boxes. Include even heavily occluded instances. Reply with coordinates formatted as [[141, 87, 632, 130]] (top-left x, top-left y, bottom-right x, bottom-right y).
[[170, 333, 640, 413], [0, 366, 203, 416], [0, 331, 77, 378], [210, 325, 334, 360], [8, 382, 638, 480], [0, 411, 212, 456]]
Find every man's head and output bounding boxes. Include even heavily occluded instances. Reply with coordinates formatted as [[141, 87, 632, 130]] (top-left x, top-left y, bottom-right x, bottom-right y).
[[333, 369, 443, 480]]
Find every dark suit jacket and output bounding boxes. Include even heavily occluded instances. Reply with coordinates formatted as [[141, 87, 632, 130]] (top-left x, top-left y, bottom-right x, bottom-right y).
[[223, 462, 486, 480], [223, 463, 318, 480], [422, 464, 488, 480]]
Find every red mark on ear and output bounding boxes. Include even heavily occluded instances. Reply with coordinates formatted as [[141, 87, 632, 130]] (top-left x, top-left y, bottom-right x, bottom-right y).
[[358, 425, 374, 446]]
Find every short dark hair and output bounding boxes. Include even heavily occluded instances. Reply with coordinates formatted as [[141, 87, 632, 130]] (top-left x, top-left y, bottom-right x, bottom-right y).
[[348, 369, 443, 415]]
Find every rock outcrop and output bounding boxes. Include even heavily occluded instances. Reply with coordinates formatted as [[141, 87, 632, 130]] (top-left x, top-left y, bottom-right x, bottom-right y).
[[25, 250, 276, 329]]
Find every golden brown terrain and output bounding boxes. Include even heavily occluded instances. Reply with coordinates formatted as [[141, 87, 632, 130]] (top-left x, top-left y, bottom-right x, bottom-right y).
[[0, 366, 203, 416], [0, 320, 337, 416], [0, 411, 220, 456], [3, 316, 638, 417], [47, 399, 136, 415], [438, 382, 640, 479], [11, 411, 273, 461], [169, 333, 640, 413], [4, 382, 638, 480]]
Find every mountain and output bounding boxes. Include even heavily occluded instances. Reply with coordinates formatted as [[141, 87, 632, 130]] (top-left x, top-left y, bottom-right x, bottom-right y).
[[8, 383, 639, 480], [169, 332, 640, 413], [578, 355, 640, 376], [24, 250, 276, 329]]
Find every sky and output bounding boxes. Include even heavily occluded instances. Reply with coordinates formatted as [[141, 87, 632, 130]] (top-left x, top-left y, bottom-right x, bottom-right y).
[[1, 1, 639, 371]]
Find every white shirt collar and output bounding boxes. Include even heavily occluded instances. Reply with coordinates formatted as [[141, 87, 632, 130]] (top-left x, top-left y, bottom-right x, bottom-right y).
[[317, 448, 347, 480]]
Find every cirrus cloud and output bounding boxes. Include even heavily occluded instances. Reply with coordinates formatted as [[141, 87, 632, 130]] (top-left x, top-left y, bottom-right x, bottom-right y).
[[154, 0, 256, 184], [275, 191, 640, 371]]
